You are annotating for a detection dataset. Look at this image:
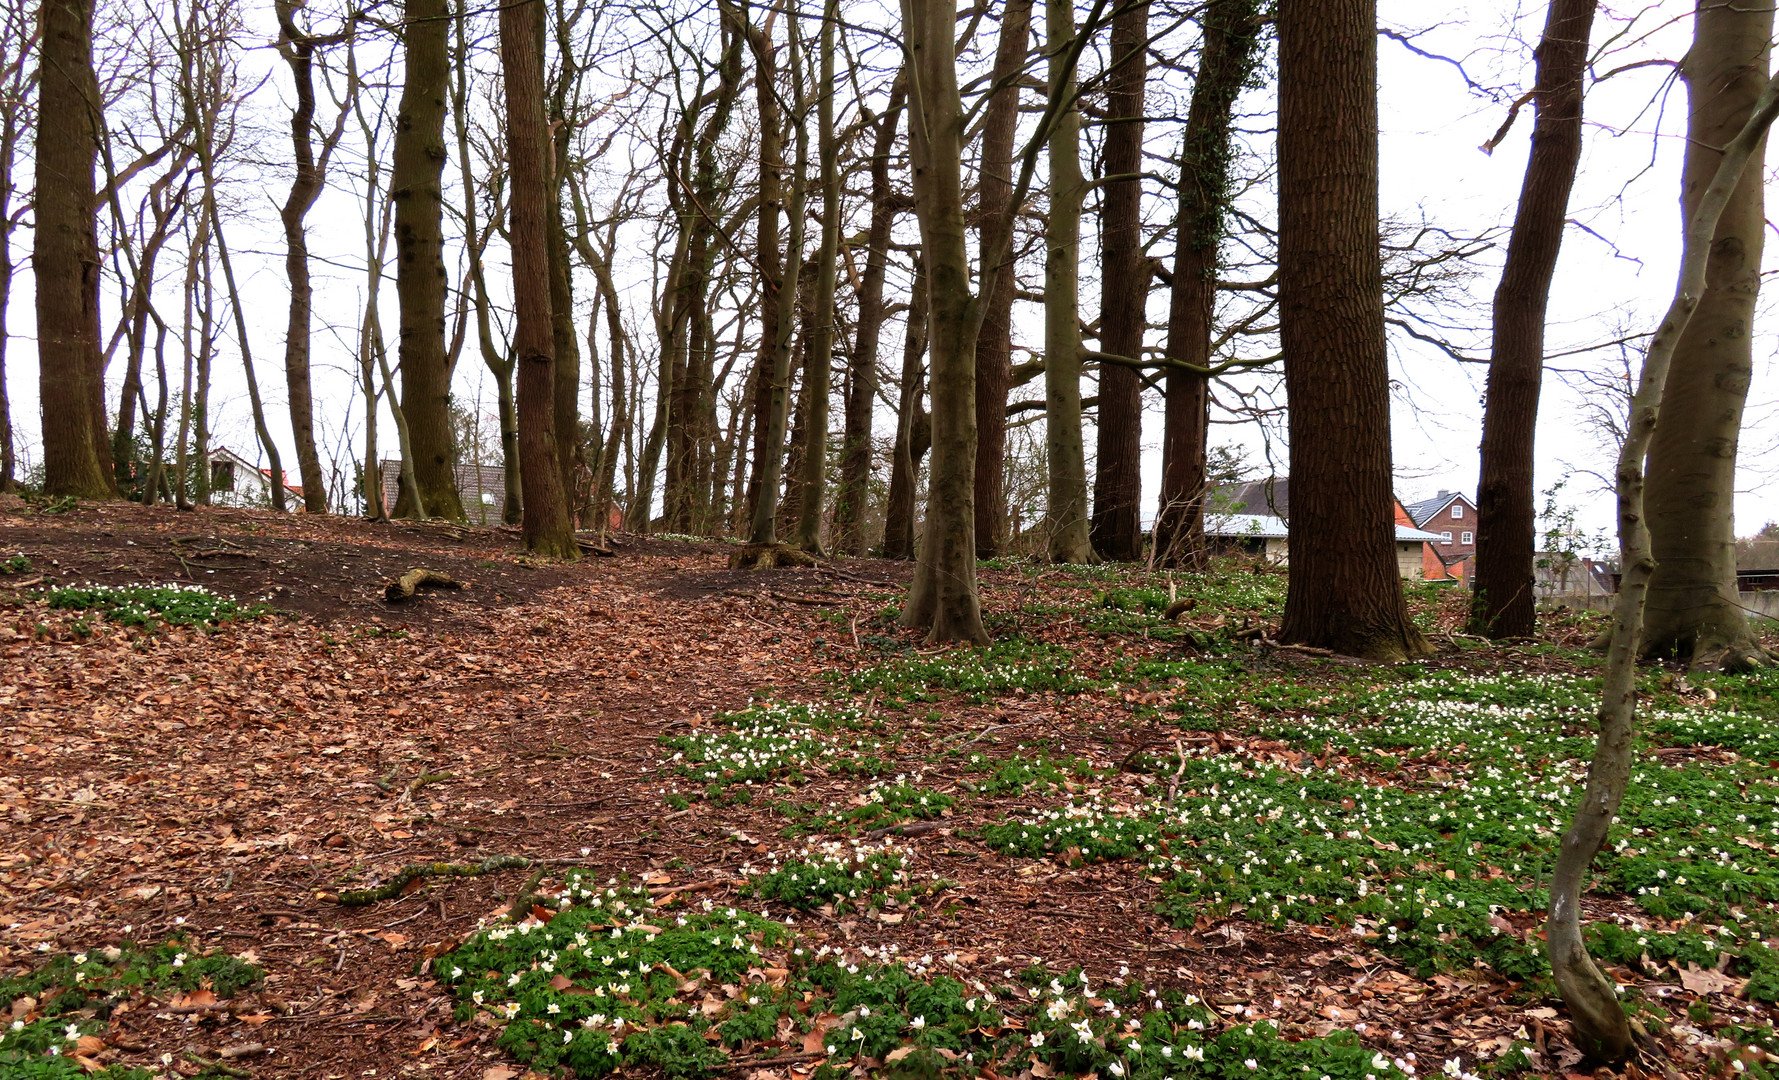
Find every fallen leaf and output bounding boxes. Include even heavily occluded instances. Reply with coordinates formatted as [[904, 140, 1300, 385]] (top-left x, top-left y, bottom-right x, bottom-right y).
[[483, 1068, 517, 1080], [1679, 964, 1743, 996]]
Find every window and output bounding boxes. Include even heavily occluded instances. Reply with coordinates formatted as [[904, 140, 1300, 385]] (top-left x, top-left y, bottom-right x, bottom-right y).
[[1461, 531, 1473, 545], [211, 460, 236, 492], [481, 492, 496, 505], [1451, 504, 1465, 519], [1440, 531, 1453, 545]]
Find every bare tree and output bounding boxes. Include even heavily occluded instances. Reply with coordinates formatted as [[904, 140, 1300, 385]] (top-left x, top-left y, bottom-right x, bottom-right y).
[[972, 0, 1031, 558], [1547, 66, 1779, 1063], [500, 0, 578, 556], [0, 4, 37, 491], [792, 0, 839, 553], [1042, 0, 1091, 565], [392, 0, 466, 520], [1470, 0, 1598, 639], [1640, 0, 1774, 671], [1153, 0, 1267, 569], [899, 0, 986, 641], [1089, 0, 1150, 562], [1275, 0, 1429, 661], [36, 0, 116, 498]]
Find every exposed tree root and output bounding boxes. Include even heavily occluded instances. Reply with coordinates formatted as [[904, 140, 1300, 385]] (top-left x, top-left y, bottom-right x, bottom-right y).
[[728, 543, 819, 569]]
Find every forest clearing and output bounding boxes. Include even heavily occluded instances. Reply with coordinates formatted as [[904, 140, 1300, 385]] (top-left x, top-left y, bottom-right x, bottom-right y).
[[3, 497, 1778, 1080]]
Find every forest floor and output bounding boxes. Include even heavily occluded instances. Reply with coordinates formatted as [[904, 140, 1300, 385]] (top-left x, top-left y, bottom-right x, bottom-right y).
[[3, 493, 1778, 1080]]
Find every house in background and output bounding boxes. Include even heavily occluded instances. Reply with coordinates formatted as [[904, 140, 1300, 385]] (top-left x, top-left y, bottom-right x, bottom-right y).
[[1402, 490, 1479, 583], [206, 447, 304, 510], [378, 460, 510, 525], [1203, 507, 1446, 578]]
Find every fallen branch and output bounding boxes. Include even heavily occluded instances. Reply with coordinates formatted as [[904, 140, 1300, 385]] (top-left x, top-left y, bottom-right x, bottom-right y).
[[326, 855, 533, 905], [383, 568, 465, 603], [770, 591, 844, 606]]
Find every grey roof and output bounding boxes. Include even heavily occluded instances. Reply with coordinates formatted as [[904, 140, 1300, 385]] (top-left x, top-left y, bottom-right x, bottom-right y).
[[1207, 478, 1290, 519], [1403, 490, 1473, 528], [1205, 513, 1289, 539], [1206, 512, 1443, 543]]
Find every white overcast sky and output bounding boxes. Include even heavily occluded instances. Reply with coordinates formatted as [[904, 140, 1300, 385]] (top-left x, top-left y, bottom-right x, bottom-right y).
[[4, 0, 1775, 541]]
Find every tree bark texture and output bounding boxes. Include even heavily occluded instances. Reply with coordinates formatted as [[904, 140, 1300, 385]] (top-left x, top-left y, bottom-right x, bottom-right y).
[[883, 256, 929, 560], [972, 0, 1031, 558], [1089, 0, 1149, 562], [548, 47, 582, 509], [0, 15, 24, 492], [794, 0, 840, 553], [1044, 0, 1092, 564], [393, 0, 464, 520], [1275, 0, 1430, 661], [1154, 0, 1264, 569], [747, 9, 808, 548], [500, 0, 577, 558], [742, 1, 783, 527], [1469, 0, 1597, 638], [1640, 0, 1774, 671], [833, 75, 906, 555], [900, 0, 987, 642], [274, 1, 337, 513], [1547, 69, 1779, 1064], [35, 0, 115, 499]]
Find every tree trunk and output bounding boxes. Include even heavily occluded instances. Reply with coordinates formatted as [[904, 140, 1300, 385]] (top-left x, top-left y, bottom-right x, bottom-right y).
[[833, 75, 906, 555], [1547, 70, 1779, 1065], [1275, 0, 1430, 661], [1089, 0, 1149, 562], [1043, 0, 1092, 564], [883, 256, 929, 561], [900, 0, 987, 642], [793, 0, 840, 553], [548, 120, 581, 510], [972, 0, 1030, 558], [739, 0, 784, 530], [392, 0, 464, 520], [0, 12, 25, 493], [274, 1, 340, 514], [35, 0, 114, 499], [1639, 0, 1774, 672], [1470, 0, 1597, 639], [500, 0, 577, 558], [1154, 0, 1265, 569], [747, 9, 809, 549]]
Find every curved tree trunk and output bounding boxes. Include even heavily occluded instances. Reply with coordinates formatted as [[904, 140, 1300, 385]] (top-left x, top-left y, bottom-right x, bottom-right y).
[[973, 0, 1031, 558], [500, 0, 577, 558], [741, 0, 783, 528], [1043, 0, 1092, 565], [392, 0, 464, 521], [1154, 0, 1264, 570], [1089, 0, 1149, 562], [274, 1, 343, 514], [1639, 0, 1773, 671], [1547, 70, 1779, 1064], [1470, 0, 1597, 639], [36, 0, 115, 500], [1275, 0, 1429, 661], [900, 0, 987, 642]]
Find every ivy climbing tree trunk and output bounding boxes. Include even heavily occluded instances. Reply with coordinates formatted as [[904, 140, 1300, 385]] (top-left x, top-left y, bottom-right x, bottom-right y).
[[1154, 0, 1264, 569], [1470, 0, 1597, 639], [1639, 0, 1774, 672], [1275, 0, 1430, 661]]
